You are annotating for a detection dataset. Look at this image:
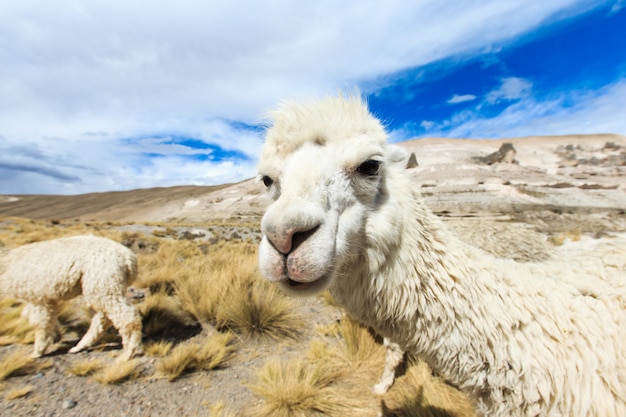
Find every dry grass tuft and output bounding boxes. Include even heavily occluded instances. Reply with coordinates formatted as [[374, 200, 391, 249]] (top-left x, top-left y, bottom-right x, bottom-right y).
[[4, 385, 34, 400], [144, 340, 174, 357], [193, 332, 236, 371], [137, 239, 203, 292], [0, 299, 34, 346], [217, 281, 303, 340], [175, 242, 303, 340], [207, 401, 238, 417], [156, 342, 199, 381], [156, 332, 235, 381], [250, 355, 371, 417], [0, 349, 53, 381], [251, 319, 384, 417], [383, 359, 476, 417], [173, 261, 220, 328], [66, 358, 105, 376], [323, 317, 384, 372], [92, 359, 142, 384]]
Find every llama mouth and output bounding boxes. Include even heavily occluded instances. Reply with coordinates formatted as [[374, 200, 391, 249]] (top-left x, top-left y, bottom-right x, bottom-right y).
[[287, 278, 312, 290], [281, 274, 331, 294]]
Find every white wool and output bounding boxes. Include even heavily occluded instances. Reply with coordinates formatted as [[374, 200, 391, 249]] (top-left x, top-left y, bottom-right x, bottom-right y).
[[257, 95, 626, 417], [0, 235, 143, 360]]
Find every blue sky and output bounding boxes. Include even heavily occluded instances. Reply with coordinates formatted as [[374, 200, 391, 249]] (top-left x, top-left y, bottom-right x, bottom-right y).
[[1, 0, 625, 195]]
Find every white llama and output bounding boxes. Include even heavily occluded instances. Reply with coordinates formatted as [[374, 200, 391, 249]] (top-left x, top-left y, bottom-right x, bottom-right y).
[[256, 95, 626, 417], [0, 235, 143, 360]]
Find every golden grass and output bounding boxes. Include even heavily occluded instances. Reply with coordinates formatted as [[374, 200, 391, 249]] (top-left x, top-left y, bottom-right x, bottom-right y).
[[207, 401, 238, 417], [175, 242, 303, 340], [383, 359, 476, 417], [92, 359, 142, 384], [156, 342, 198, 381], [193, 332, 236, 371], [0, 299, 33, 346], [250, 317, 388, 417], [216, 280, 303, 340], [0, 217, 114, 247], [144, 340, 174, 357], [156, 332, 235, 381], [250, 355, 373, 417], [5, 385, 34, 400], [0, 349, 53, 381], [173, 260, 220, 326], [136, 239, 201, 292], [66, 358, 105, 376], [322, 317, 385, 372]]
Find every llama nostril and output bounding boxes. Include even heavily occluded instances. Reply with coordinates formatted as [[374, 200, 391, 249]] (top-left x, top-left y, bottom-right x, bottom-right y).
[[291, 225, 320, 253], [266, 224, 320, 255]]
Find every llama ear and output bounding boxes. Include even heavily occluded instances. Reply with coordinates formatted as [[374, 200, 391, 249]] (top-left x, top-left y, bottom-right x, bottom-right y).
[[385, 145, 409, 167]]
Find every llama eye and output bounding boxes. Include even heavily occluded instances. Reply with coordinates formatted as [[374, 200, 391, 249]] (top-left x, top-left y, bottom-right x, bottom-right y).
[[356, 160, 380, 176], [262, 175, 274, 188]]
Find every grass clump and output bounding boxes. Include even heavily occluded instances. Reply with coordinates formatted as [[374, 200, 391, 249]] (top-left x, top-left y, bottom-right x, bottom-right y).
[[383, 359, 475, 417], [0, 299, 34, 346], [217, 280, 303, 340], [207, 401, 238, 417], [175, 242, 303, 340], [144, 340, 174, 357], [250, 355, 370, 417], [324, 317, 384, 372], [156, 332, 235, 381], [92, 359, 142, 384], [0, 349, 53, 381], [136, 240, 201, 292], [66, 358, 105, 376], [5, 385, 34, 400]]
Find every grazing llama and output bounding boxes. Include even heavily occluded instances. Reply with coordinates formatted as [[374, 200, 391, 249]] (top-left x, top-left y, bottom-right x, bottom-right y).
[[256, 95, 626, 417], [0, 235, 143, 360]]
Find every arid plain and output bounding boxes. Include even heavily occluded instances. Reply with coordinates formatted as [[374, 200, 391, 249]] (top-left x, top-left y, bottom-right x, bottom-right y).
[[1, 134, 625, 417]]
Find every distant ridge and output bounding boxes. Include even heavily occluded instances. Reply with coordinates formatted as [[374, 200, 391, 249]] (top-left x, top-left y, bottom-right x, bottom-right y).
[[0, 184, 229, 221], [2, 135, 625, 224]]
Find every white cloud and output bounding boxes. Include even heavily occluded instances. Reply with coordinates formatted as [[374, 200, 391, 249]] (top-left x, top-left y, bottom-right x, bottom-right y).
[[609, 0, 625, 14], [486, 77, 533, 103], [415, 79, 626, 138], [447, 94, 477, 104], [0, 0, 610, 194], [420, 120, 436, 130]]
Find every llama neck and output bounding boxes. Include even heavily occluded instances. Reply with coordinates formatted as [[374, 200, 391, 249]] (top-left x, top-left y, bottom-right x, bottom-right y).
[[332, 176, 503, 391]]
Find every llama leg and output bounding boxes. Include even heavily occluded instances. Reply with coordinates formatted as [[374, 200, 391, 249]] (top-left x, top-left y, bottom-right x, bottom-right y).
[[69, 312, 111, 354], [373, 338, 405, 394], [101, 297, 143, 361], [22, 302, 58, 358]]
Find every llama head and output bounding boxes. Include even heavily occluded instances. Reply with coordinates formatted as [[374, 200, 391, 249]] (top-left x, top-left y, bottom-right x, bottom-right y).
[[257, 95, 408, 296]]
